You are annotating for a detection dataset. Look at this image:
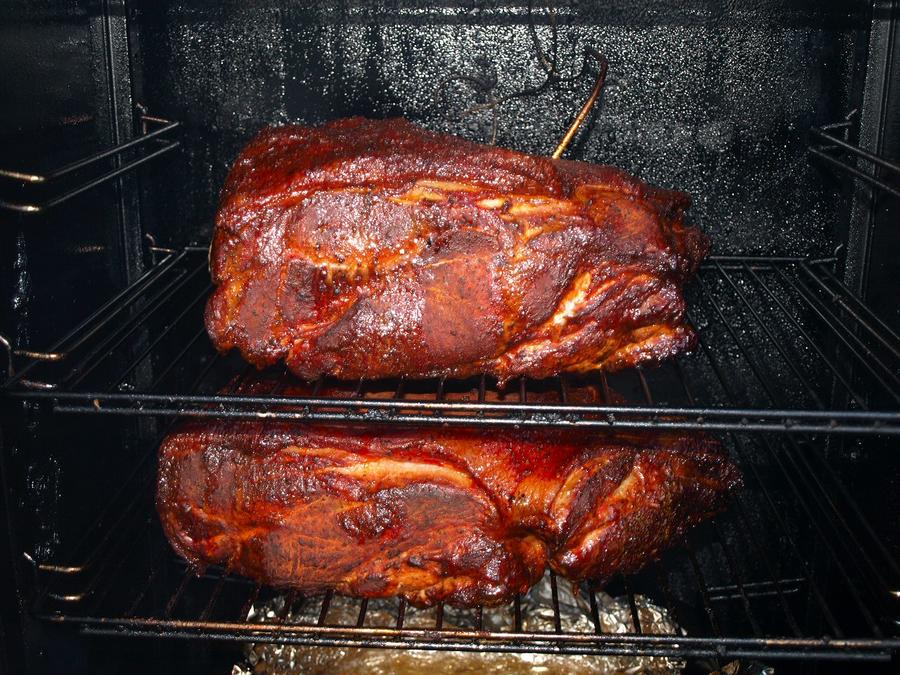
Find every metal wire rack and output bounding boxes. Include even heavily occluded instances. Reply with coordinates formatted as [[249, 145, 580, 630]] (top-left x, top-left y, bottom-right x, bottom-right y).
[[27, 404, 900, 663], [0, 114, 180, 214], [2, 247, 899, 435], [810, 120, 900, 198]]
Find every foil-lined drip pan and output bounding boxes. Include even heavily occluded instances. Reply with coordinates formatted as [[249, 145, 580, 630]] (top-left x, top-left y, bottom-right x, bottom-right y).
[[232, 574, 685, 674]]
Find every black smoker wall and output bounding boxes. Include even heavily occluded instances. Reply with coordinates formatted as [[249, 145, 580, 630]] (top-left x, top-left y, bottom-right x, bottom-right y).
[[0, 0, 137, 356], [0, 3, 155, 671], [132, 0, 871, 257]]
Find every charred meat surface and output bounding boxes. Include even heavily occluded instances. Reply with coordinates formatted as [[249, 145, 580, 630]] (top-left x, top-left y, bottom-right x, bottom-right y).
[[206, 117, 709, 382], [158, 385, 738, 607]]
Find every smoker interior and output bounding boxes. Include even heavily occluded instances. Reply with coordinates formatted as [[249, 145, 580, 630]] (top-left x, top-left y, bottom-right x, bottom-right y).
[[1, 1, 899, 673]]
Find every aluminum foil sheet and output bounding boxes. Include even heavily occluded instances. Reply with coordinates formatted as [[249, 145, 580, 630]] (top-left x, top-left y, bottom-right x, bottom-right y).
[[232, 573, 685, 674], [715, 662, 775, 675]]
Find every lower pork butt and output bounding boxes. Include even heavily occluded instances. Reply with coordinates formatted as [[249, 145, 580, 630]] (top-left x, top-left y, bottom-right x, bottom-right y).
[[157, 384, 739, 607]]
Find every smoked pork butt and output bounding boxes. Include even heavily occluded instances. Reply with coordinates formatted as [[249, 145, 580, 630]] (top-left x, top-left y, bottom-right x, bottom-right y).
[[158, 386, 739, 607], [205, 117, 709, 382]]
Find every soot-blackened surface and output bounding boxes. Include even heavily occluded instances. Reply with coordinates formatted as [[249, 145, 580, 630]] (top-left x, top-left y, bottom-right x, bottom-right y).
[[132, 1, 869, 255]]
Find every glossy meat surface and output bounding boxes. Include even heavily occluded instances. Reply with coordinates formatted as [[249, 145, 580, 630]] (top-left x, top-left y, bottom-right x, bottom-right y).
[[158, 387, 738, 607], [206, 117, 709, 382]]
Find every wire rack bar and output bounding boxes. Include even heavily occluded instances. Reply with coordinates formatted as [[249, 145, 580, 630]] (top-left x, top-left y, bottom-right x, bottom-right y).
[[806, 263, 900, 348], [799, 261, 900, 358], [41, 618, 900, 661], [810, 126, 900, 198], [0, 117, 181, 214], [37, 395, 900, 433], [811, 128, 900, 174]]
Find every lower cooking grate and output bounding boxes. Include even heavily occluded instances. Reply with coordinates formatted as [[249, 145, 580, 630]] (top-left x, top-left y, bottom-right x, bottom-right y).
[[29, 423, 900, 663], [2, 248, 899, 435]]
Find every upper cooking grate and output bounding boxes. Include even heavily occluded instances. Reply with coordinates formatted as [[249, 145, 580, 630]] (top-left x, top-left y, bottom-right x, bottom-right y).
[[1, 248, 898, 435]]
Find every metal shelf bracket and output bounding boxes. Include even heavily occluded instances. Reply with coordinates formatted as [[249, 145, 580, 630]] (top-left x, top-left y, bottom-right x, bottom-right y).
[[810, 115, 900, 198], [0, 114, 181, 215], [0, 333, 59, 390]]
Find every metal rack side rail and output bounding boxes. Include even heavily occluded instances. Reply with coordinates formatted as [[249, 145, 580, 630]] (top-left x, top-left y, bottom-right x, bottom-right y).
[[0, 115, 181, 214], [37, 614, 900, 662], [810, 121, 900, 198], [19, 390, 900, 436]]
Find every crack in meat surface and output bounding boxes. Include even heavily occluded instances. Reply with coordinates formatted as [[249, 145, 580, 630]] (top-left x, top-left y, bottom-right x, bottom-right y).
[[205, 117, 709, 382]]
